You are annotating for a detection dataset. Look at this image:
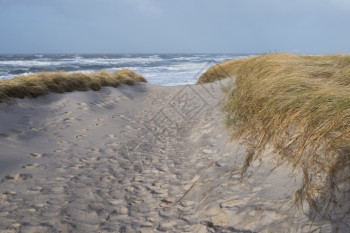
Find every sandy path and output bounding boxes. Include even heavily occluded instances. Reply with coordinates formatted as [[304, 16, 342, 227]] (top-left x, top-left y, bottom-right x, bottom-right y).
[[0, 80, 338, 232]]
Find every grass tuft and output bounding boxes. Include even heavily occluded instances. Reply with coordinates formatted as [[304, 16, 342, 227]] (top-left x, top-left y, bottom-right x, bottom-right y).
[[0, 69, 146, 102], [199, 53, 350, 218]]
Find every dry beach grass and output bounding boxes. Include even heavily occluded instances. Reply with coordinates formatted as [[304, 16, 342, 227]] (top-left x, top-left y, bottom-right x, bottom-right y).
[[198, 53, 350, 220], [0, 69, 146, 102]]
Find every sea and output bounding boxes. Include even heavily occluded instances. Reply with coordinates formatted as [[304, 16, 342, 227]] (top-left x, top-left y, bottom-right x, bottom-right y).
[[0, 54, 253, 86]]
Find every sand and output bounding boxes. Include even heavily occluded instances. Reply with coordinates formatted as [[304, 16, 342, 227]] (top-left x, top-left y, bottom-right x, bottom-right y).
[[0, 79, 341, 232]]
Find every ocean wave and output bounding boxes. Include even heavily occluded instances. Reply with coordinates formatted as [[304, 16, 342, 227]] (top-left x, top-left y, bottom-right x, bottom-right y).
[[0, 60, 60, 67], [0, 56, 163, 68], [9, 69, 29, 75], [0, 54, 250, 85]]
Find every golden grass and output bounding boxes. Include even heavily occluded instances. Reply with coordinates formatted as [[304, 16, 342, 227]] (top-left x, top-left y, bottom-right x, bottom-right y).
[[198, 53, 350, 218], [197, 57, 250, 84], [0, 69, 146, 102]]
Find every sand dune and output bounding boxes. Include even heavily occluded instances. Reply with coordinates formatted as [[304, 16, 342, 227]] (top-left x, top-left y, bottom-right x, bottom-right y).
[[0, 79, 340, 232]]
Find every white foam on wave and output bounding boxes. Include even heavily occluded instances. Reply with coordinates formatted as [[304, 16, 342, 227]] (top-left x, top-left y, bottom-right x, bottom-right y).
[[104, 61, 221, 86], [67, 70, 94, 74], [0, 60, 59, 67], [69, 56, 163, 66], [0, 54, 252, 86], [0, 72, 34, 80], [0, 55, 163, 68]]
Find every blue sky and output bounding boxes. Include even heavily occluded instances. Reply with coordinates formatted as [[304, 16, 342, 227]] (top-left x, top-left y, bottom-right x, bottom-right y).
[[0, 0, 350, 54]]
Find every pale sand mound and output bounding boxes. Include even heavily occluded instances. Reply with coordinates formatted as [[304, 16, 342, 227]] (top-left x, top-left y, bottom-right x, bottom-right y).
[[0, 79, 340, 232]]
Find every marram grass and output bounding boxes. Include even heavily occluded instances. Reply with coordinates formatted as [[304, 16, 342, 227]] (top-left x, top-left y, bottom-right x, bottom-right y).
[[198, 53, 350, 218], [0, 69, 146, 102]]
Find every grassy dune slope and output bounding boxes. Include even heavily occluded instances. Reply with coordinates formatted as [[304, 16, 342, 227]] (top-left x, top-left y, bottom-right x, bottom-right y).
[[0, 69, 146, 102], [198, 53, 350, 217]]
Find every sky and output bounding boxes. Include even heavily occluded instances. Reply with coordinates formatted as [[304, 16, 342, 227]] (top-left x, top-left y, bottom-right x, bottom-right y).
[[0, 0, 350, 54]]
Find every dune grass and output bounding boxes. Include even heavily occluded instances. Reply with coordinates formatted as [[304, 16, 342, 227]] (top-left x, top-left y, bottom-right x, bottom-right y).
[[197, 57, 250, 85], [0, 69, 146, 102], [198, 53, 350, 218]]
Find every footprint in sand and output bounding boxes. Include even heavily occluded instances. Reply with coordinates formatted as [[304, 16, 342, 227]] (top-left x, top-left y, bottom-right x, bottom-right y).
[[202, 148, 215, 154], [4, 174, 32, 182], [77, 102, 89, 111], [30, 153, 42, 158], [0, 191, 16, 202], [76, 128, 88, 133], [28, 186, 44, 194], [4, 191, 16, 196], [29, 127, 43, 132], [122, 125, 139, 133], [91, 118, 104, 127], [0, 194, 8, 203], [69, 164, 85, 170], [33, 203, 45, 208], [53, 149, 63, 153], [118, 114, 129, 120], [22, 163, 39, 169], [0, 133, 13, 138], [63, 117, 76, 123], [57, 140, 68, 145]]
